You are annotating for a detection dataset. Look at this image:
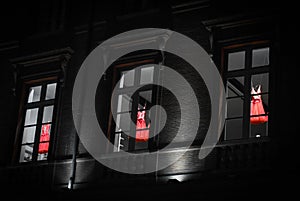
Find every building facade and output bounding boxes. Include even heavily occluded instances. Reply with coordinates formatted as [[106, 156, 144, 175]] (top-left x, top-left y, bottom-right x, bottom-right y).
[[0, 0, 294, 200]]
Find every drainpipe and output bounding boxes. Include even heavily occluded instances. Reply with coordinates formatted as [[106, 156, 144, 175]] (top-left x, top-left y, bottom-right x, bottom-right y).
[[68, 134, 79, 190], [68, 0, 95, 190]]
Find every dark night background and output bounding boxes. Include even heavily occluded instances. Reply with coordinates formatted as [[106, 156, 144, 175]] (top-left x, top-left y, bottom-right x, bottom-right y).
[[0, 0, 298, 200]]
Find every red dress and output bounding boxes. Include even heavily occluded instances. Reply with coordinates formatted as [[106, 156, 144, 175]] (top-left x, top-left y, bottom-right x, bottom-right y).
[[136, 110, 150, 142], [38, 124, 50, 154], [250, 85, 268, 124]]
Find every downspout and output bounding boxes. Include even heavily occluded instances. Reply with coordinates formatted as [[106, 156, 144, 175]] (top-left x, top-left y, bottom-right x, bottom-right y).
[[68, 130, 79, 190], [68, 0, 95, 190]]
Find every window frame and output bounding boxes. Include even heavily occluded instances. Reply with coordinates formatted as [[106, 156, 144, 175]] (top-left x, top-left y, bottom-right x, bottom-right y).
[[221, 40, 272, 141], [10, 47, 73, 164], [107, 58, 161, 153], [17, 77, 59, 163]]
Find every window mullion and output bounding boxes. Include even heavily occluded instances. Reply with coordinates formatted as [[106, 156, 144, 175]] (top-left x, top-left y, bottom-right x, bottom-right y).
[[129, 92, 139, 151], [149, 66, 161, 151], [32, 109, 43, 161], [32, 84, 47, 161], [242, 49, 252, 138]]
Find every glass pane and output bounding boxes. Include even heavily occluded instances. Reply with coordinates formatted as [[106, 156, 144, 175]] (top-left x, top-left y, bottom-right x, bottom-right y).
[[250, 122, 268, 138], [138, 90, 152, 110], [28, 86, 41, 103], [135, 140, 148, 150], [225, 118, 243, 140], [37, 151, 48, 161], [251, 73, 269, 93], [227, 77, 244, 97], [37, 124, 51, 160], [45, 83, 57, 100], [40, 124, 51, 142], [252, 47, 269, 67], [24, 108, 39, 126], [19, 144, 33, 162], [226, 97, 243, 118], [228, 51, 245, 71], [117, 94, 132, 113], [140, 66, 154, 85], [42, 105, 54, 123], [261, 94, 269, 108], [119, 70, 135, 88], [115, 113, 131, 132], [22, 126, 36, 144]]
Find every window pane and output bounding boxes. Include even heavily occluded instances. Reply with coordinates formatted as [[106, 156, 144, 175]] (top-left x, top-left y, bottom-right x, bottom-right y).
[[225, 118, 243, 140], [22, 126, 36, 144], [140, 66, 154, 85], [252, 47, 269, 67], [42, 105, 54, 123], [24, 108, 39, 126], [28, 86, 41, 103], [45, 83, 57, 100], [227, 77, 244, 98], [228, 51, 245, 71], [40, 124, 51, 142], [251, 73, 269, 93], [117, 94, 132, 113], [119, 70, 135, 88], [135, 140, 148, 150], [37, 124, 51, 160], [261, 94, 269, 108], [37, 151, 48, 161], [138, 90, 152, 110], [19, 144, 33, 162], [250, 122, 268, 138], [115, 113, 131, 132], [226, 97, 243, 118]]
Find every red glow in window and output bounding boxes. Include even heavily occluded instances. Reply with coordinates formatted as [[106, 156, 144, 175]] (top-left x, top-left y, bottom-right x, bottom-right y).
[[136, 110, 150, 142], [38, 124, 50, 153], [250, 85, 268, 124]]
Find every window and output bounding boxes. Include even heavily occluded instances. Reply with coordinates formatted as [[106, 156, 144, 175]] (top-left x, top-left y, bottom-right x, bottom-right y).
[[19, 80, 58, 162], [223, 42, 270, 140], [11, 47, 72, 164], [111, 64, 158, 152]]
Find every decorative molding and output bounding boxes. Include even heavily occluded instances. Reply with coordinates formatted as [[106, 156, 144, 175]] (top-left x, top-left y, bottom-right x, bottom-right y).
[[172, 0, 210, 14], [202, 15, 274, 30], [10, 47, 73, 68], [0, 41, 19, 52], [74, 20, 107, 36], [10, 47, 74, 94]]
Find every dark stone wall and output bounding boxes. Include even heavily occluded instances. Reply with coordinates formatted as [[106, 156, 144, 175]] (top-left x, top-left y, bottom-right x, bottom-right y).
[[0, 1, 288, 200]]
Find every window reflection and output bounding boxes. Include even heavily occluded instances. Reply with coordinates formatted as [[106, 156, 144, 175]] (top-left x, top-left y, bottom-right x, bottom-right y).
[[42, 105, 54, 123], [228, 51, 245, 71], [252, 47, 269, 67], [140, 66, 154, 85], [28, 86, 41, 103], [119, 70, 135, 88], [45, 83, 57, 100], [24, 108, 39, 126]]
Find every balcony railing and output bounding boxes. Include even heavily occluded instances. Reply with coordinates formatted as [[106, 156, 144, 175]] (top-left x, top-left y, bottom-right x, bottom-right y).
[[1, 137, 272, 190]]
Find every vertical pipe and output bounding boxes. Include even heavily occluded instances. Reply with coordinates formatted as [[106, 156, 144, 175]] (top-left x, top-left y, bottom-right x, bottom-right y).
[[68, 0, 96, 190]]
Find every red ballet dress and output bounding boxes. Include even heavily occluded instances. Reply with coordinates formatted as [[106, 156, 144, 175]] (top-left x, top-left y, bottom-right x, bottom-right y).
[[136, 110, 150, 142], [250, 85, 268, 124], [38, 124, 50, 154]]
